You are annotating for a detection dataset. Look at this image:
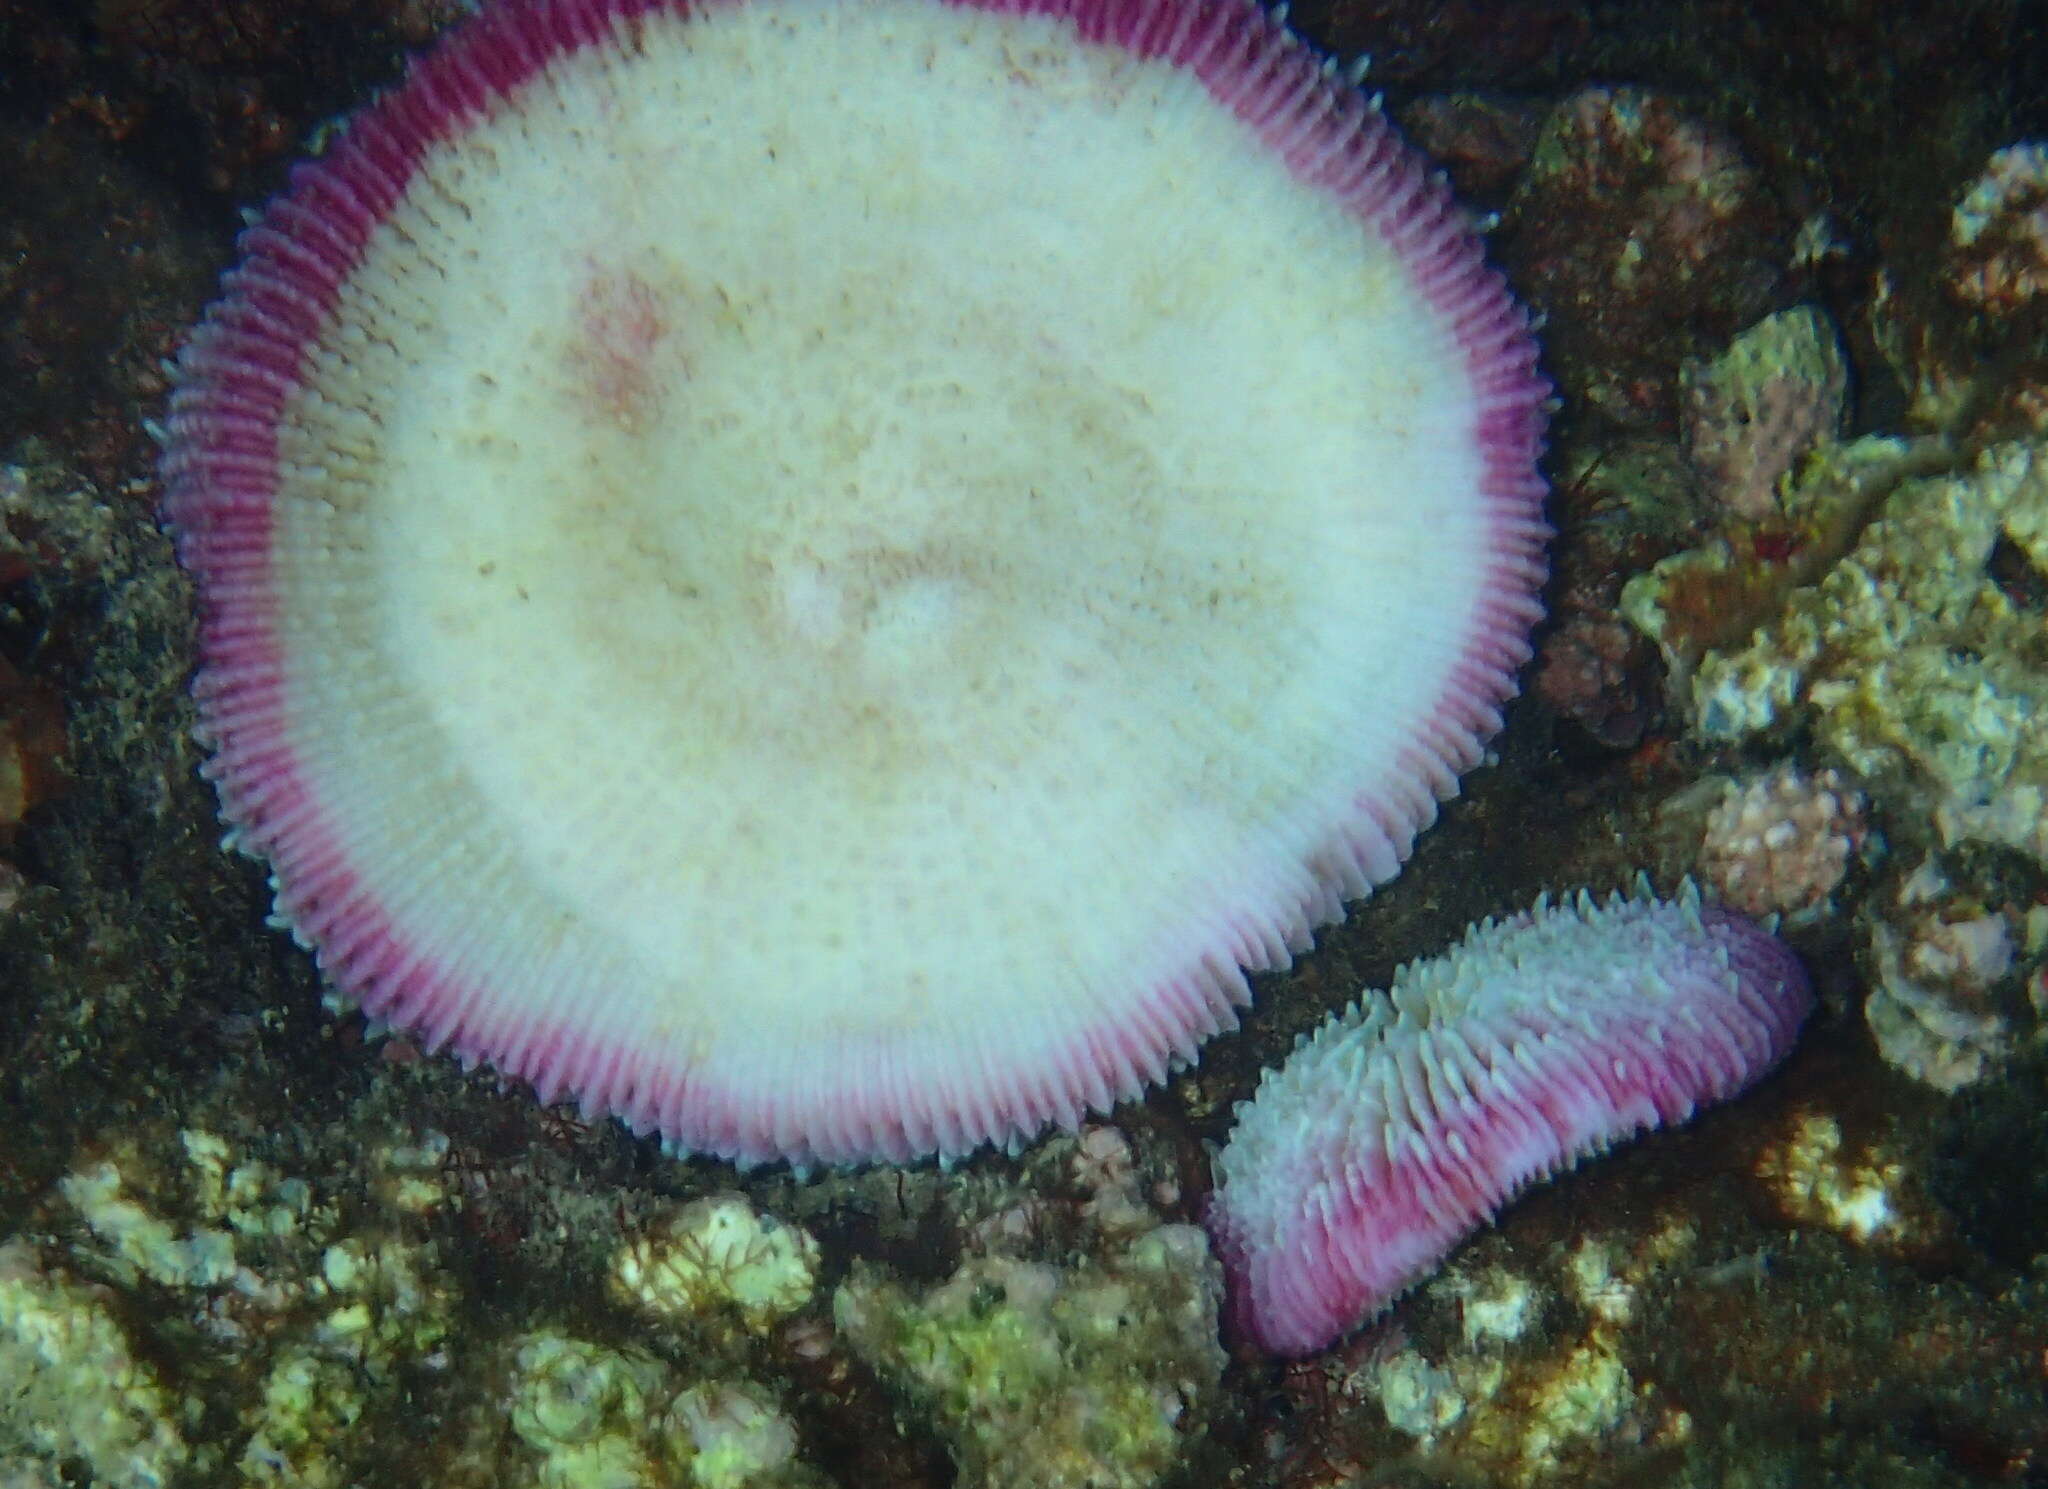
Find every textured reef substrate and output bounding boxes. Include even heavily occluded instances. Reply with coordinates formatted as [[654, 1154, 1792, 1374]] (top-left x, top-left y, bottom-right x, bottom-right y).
[[3, 0, 2048, 1486]]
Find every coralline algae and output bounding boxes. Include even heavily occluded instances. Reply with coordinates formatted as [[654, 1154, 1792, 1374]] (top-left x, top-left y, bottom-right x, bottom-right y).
[[1205, 885, 1811, 1358]]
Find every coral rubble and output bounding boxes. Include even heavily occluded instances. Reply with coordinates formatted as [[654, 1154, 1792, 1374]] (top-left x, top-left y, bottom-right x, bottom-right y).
[[611, 1194, 820, 1343], [1949, 142, 2048, 318], [1691, 438, 2048, 872], [1503, 87, 1786, 431], [1680, 305, 1849, 522], [0, 1121, 846, 1489], [835, 1222, 1224, 1489], [1695, 763, 1869, 918], [506, 1331, 824, 1489], [0, 1240, 192, 1489], [1863, 856, 2024, 1092]]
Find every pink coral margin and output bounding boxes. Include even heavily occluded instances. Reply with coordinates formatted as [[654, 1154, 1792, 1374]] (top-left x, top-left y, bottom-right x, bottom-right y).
[[159, 0, 1549, 1167]]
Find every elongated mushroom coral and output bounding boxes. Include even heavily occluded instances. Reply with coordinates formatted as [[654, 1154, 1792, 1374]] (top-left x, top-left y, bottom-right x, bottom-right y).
[[161, 0, 1549, 1166]]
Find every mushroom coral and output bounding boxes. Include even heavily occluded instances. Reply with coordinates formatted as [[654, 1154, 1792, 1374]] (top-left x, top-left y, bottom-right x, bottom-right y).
[[160, 0, 1549, 1166]]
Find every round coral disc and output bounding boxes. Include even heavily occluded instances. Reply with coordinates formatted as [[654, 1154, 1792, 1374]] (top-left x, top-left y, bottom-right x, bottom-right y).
[[162, 0, 1549, 1166]]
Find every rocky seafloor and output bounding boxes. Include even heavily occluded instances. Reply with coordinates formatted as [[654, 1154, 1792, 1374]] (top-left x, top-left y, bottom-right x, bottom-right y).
[[2, 1, 2047, 1485]]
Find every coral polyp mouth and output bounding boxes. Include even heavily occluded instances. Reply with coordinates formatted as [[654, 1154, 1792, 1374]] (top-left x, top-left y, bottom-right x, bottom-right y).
[[161, 0, 1548, 1167]]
